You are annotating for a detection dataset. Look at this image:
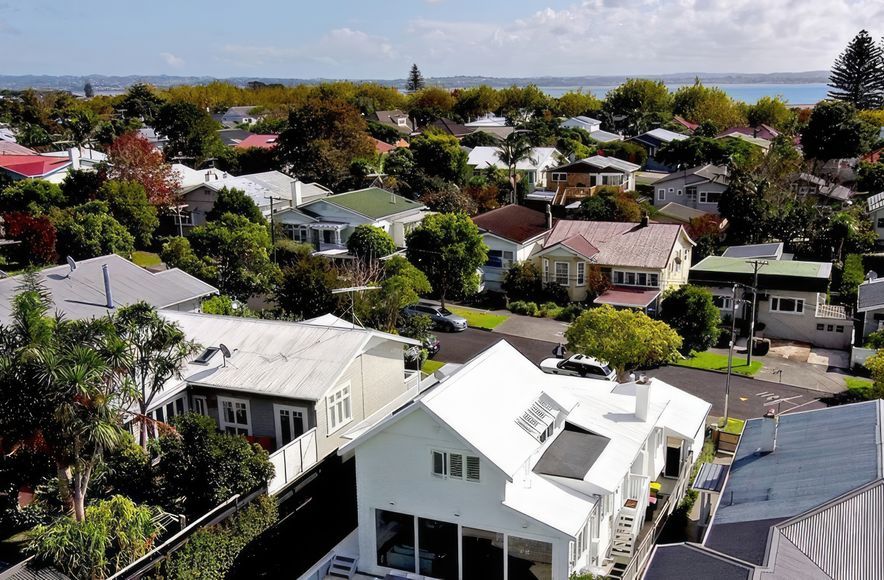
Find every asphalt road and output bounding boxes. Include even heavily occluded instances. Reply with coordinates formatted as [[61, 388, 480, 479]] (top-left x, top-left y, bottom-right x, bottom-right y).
[[434, 329, 828, 420]]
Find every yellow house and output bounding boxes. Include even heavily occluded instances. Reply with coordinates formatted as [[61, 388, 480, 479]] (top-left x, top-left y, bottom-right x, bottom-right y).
[[533, 218, 695, 309]]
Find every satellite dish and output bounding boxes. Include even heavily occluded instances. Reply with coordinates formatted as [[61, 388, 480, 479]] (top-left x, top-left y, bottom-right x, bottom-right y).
[[66, 256, 77, 272], [219, 344, 232, 358]]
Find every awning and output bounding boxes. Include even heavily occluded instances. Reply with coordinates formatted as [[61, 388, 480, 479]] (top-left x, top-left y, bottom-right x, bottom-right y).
[[593, 287, 661, 308]]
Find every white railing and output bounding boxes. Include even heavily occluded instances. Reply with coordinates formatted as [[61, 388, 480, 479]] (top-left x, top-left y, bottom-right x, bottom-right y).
[[404, 369, 421, 391], [625, 473, 650, 534], [267, 428, 318, 495]]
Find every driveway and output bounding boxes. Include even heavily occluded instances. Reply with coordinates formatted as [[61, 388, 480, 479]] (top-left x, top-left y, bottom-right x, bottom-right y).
[[493, 314, 570, 344], [706, 346, 849, 394]]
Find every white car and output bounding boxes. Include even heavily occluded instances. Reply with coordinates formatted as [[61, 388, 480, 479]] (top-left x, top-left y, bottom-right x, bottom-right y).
[[539, 354, 617, 381]]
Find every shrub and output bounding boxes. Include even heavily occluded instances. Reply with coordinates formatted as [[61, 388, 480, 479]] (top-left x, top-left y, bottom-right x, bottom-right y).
[[866, 329, 884, 349], [502, 262, 543, 302], [538, 301, 563, 318], [1, 211, 58, 265], [509, 300, 539, 316], [540, 281, 570, 305], [161, 494, 278, 580], [556, 303, 584, 322]]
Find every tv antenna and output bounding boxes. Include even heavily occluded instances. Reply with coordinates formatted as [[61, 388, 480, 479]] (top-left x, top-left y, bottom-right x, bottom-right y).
[[66, 256, 77, 276]]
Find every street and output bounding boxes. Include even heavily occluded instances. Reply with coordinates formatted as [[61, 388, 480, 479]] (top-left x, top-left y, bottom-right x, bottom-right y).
[[434, 329, 828, 420]]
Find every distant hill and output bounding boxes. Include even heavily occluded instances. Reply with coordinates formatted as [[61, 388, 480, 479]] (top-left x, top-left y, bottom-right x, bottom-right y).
[[0, 71, 831, 93]]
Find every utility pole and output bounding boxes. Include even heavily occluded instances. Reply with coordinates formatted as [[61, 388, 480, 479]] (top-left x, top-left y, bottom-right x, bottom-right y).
[[746, 260, 768, 365], [724, 283, 739, 425]]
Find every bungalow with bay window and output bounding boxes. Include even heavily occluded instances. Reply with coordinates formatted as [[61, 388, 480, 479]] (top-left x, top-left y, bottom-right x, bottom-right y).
[[330, 341, 710, 579]]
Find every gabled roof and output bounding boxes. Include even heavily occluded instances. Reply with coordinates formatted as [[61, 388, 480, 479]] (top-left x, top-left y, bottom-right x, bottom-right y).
[[657, 202, 710, 224], [182, 170, 298, 208], [631, 128, 689, 145], [371, 137, 395, 154], [645, 543, 754, 580], [0, 141, 36, 155], [429, 117, 472, 138], [792, 172, 854, 201], [586, 129, 622, 143], [0, 154, 71, 178], [315, 187, 424, 220], [653, 164, 729, 187], [216, 128, 254, 146], [163, 312, 416, 402], [472, 204, 551, 244], [467, 146, 559, 172], [717, 124, 779, 141], [222, 106, 258, 118], [372, 110, 414, 134], [550, 154, 641, 174], [0, 254, 217, 324], [542, 220, 690, 269], [235, 134, 278, 149], [561, 116, 601, 131], [673, 116, 699, 132]]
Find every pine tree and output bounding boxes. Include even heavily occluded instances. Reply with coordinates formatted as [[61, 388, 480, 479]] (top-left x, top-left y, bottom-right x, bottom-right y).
[[406, 64, 425, 92], [83, 81, 94, 98], [828, 30, 884, 109]]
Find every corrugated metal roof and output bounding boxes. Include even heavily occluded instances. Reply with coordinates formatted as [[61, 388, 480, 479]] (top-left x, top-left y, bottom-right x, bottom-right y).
[[693, 462, 728, 493], [691, 256, 831, 279], [644, 544, 753, 580], [0, 255, 217, 324], [316, 188, 424, 220], [543, 220, 687, 270]]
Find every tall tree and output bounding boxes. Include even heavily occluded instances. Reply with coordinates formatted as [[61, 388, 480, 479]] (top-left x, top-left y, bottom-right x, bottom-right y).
[[153, 101, 223, 165], [405, 213, 487, 308], [406, 64, 426, 92], [410, 130, 468, 184], [275, 244, 339, 319], [496, 132, 534, 203], [205, 186, 264, 224], [83, 81, 95, 98], [347, 224, 396, 262], [99, 180, 159, 247], [106, 132, 181, 206], [717, 171, 770, 245], [118, 83, 164, 125], [828, 30, 884, 109], [660, 285, 721, 354], [602, 79, 672, 136], [800, 100, 878, 160]]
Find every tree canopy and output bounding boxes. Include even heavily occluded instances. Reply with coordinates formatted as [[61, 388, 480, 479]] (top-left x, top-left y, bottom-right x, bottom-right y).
[[828, 29, 884, 110], [800, 100, 878, 160], [660, 285, 721, 354], [347, 224, 396, 262], [206, 186, 265, 224]]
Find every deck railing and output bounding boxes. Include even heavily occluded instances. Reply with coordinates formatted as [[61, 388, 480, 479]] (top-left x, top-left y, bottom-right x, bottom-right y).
[[267, 428, 318, 495]]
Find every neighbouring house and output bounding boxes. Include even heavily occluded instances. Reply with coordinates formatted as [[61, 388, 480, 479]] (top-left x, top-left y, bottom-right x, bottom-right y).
[[0, 147, 105, 183], [855, 273, 884, 347], [372, 110, 416, 136], [628, 128, 689, 171], [689, 248, 851, 349], [467, 146, 561, 188], [721, 242, 785, 261], [472, 205, 553, 292], [276, 187, 427, 253], [235, 134, 279, 150], [867, 192, 884, 246], [0, 254, 217, 324], [533, 218, 694, 307], [138, 126, 169, 150], [645, 401, 884, 580], [372, 137, 396, 154], [428, 118, 474, 139], [332, 340, 710, 579], [216, 128, 255, 147], [672, 116, 698, 133], [654, 202, 725, 230], [717, 124, 779, 141], [560, 116, 622, 143], [0, 141, 36, 155], [652, 165, 729, 212], [547, 155, 641, 209], [789, 172, 853, 203], [221, 106, 262, 127], [147, 312, 421, 494], [716, 131, 772, 153], [464, 114, 514, 140]]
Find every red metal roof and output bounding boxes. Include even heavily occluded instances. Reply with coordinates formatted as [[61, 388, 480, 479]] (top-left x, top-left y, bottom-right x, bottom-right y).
[[372, 137, 395, 154], [593, 287, 661, 308], [234, 134, 278, 149], [472, 204, 552, 244], [0, 154, 70, 177], [560, 234, 599, 259]]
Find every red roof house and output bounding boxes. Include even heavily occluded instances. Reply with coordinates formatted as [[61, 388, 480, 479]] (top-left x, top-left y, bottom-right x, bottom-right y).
[[235, 134, 279, 150]]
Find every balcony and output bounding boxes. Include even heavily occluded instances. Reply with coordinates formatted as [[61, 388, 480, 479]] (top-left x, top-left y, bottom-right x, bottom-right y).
[[267, 427, 318, 495]]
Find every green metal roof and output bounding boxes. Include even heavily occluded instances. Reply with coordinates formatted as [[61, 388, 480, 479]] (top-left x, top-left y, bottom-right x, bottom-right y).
[[691, 256, 831, 279], [325, 188, 424, 219]]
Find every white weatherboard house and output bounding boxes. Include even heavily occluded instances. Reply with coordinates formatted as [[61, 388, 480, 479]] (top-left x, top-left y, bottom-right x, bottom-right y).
[[335, 341, 710, 579], [466, 146, 561, 188]]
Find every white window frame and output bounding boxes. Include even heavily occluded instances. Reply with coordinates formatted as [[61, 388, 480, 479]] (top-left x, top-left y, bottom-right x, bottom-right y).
[[218, 396, 252, 436], [613, 270, 658, 288], [150, 392, 187, 423], [543, 258, 550, 282], [191, 395, 208, 416], [174, 211, 193, 226], [657, 188, 665, 201], [554, 261, 570, 286], [430, 449, 480, 483], [273, 403, 308, 448], [551, 172, 567, 182], [576, 262, 586, 286], [326, 382, 352, 434], [770, 296, 805, 315], [676, 188, 683, 196], [487, 249, 515, 270], [712, 295, 732, 311], [699, 191, 722, 205]]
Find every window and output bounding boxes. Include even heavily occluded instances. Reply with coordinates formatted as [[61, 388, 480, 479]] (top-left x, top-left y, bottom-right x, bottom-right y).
[[150, 393, 187, 424], [462, 527, 504, 579], [837, 325, 844, 333], [396, 117, 407, 126], [770, 296, 804, 314], [657, 188, 665, 201], [613, 270, 657, 287], [816, 323, 825, 331], [555, 262, 570, 286], [699, 191, 722, 204], [326, 383, 352, 432], [174, 211, 193, 226], [376, 510, 415, 571], [487, 249, 514, 269], [827, 324, 834, 332], [686, 186, 697, 202], [508, 536, 553, 580], [284, 224, 310, 243], [576, 262, 586, 286], [602, 174, 623, 186], [431, 450, 480, 482], [552, 172, 567, 182], [218, 397, 251, 435], [676, 188, 683, 196], [543, 258, 550, 282], [713, 295, 733, 311], [878, 218, 884, 228], [274, 404, 307, 448], [668, 188, 674, 194], [191, 395, 208, 416]]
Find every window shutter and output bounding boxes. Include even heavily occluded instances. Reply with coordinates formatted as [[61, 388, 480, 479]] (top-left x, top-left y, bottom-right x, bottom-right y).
[[449, 453, 464, 479], [466, 456, 480, 482]]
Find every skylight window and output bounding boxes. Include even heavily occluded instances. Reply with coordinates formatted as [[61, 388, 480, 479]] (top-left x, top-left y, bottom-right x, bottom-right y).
[[193, 347, 220, 365]]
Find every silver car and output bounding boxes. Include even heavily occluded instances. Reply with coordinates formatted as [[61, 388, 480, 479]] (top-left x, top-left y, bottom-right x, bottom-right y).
[[539, 354, 617, 381], [402, 304, 468, 332]]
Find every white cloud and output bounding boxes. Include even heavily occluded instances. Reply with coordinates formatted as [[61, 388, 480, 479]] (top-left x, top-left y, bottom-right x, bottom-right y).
[[160, 52, 185, 68]]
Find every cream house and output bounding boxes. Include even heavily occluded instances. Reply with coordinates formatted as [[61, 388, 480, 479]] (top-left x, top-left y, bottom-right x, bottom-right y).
[[533, 218, 694, 309]]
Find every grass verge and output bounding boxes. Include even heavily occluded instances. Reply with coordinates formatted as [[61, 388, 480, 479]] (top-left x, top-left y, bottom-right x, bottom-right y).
[[447, 306, 509, 331], [131, 251, 162, 268], [421, 359, 445, 376], [845, 376, 874, 398], [715, 417, 746, 434], [673, 351, 762, 377]]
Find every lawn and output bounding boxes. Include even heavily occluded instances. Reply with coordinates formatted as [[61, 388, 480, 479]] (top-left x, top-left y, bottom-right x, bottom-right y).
[[447, 306, 509, 331], [845, 376, 874, 398], [130, 251, 162, 268], [422, 359, 445, 375], [674, 351, 763, 376], [715, 417, 746, 434]]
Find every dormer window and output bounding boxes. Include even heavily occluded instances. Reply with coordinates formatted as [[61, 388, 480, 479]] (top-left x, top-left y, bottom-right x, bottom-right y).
[[396, 117, 407, 126], [516, 396, 560, 442]]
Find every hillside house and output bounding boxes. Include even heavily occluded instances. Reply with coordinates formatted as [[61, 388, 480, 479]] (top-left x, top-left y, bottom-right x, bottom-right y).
[[472, 205, 553, 292], [651, 165, 729, 213], [628, 129, 688, 171]]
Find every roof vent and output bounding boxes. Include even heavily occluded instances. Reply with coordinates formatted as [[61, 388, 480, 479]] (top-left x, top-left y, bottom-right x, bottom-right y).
[[515, 394, 561, 443]]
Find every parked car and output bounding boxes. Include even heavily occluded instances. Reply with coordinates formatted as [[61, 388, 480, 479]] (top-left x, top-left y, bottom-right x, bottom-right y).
[[402, 304, 468, 332], [539, 354, 617, 381]]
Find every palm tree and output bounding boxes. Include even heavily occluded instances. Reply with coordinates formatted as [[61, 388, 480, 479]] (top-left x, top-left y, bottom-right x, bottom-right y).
[[496, 132, 534, 204]]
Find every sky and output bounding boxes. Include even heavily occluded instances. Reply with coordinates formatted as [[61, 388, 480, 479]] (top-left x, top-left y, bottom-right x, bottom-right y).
[[0, 0, 882, 79]]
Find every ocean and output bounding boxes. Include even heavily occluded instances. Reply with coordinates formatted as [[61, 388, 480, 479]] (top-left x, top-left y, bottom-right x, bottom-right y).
[[540, 83, 830, 105]]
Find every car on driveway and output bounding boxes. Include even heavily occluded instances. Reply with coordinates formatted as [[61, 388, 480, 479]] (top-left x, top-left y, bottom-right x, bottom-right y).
[[539, 354, 617, 381], [402, 304, 468, 332]]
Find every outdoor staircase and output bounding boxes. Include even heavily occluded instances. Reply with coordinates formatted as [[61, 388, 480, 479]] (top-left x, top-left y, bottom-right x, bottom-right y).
[[326, 554, 357, 579], [606, 562, 628, 579], [610, 501, 638, 559]]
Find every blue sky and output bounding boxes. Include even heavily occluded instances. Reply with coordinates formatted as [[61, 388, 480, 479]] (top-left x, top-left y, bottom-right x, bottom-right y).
[[0, 0, 881, 78]]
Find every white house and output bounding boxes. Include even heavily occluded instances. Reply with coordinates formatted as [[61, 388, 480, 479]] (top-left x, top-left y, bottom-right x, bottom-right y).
[[467, 146, 561, 188], [560, 116, 622, 143], [335, 341, 710, 579], [867, 191, 884, 245], [221, 106, 262, 127], [472, 205, 553, 292]]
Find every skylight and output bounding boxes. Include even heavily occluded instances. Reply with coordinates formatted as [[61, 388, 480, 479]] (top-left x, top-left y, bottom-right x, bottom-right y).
[[193, 346, 220, 365]]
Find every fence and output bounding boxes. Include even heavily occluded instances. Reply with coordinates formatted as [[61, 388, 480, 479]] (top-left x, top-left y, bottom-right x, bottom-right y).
[[852, 346, 876, 368], [267, 428, 318, 495]]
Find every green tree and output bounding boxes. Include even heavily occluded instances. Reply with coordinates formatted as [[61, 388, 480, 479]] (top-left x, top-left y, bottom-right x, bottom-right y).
[[113, 303, 200, 451], [553, 91, 602, 118], [502, 261, 544, 302], [408, 87, 455, 126], [206, 186, 265, 224], [61, 169, 105, 207], [98, 180, 159, 247], [862, 349, 884, 399], [576, 188, 642, 222], [828, 30, 884, 110], [800, 100, 878, 160], [156, 414, 274, 516], [858, 161, 884, 193], [118, 83, 164, 125], [274, 244, 339, 319], [660, 285, 721, 354], [655, 136, 755, 169], [153, 101, 222, 164], [496, 132, 534, 203], [406, 213, 488, 308], [83, 81, 94, 98], [453, 85, 500, 121], [717, 171, 771, 245], [347, 224, 396, 262], [565, 305, 682, 380], [406, 64, 426, 92], [52, 201, 135, 259], [460, 130, 500, 148], [840, 253, 865, 304], [746, 96, 793, 130], [672, 81, 745, 128], [28, 495, 162, 580], [0, 179, 65, 214], [410, 130, 468, 184], [602, 79, 673, 136], [200, 294, 252, 317], [497, 85, 549, 125]]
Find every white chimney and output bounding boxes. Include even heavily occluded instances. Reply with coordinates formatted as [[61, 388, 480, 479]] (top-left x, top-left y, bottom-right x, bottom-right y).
[[101, 264, 114, 309], [292, 180, 303, 207], [68, 147, 81, 171], [634, 378, 650, 421], [204, 171, 211, 182], [755, 412, 778, 454]]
